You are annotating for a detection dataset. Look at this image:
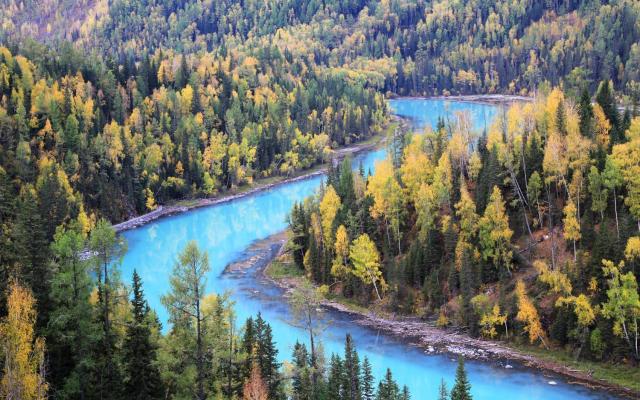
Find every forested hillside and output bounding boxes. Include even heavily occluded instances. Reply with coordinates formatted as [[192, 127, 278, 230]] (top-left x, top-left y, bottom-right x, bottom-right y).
[[0, 0, 639, 399], [290, 83, 640, 367], [3, 0, 640, 98]]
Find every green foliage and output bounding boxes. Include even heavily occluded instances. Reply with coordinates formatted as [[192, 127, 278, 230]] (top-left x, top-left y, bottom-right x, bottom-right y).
[[1, 1, 640, 396], [450, 358, 473, 400], [123, 271, 164, 399]]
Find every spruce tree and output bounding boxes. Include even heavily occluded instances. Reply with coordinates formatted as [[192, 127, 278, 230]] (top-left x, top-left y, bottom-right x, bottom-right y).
[[255, 313, 281, 398], [123, 270, 163, 399], [438, 378, 448, 400], [327, 354, 344, 400], [91, 284, 124, 400], [361, 356, 375, 400], [242, 316, 256, 378], [400, 386, 410, 400], [338, 157, 356, 212], [13, 185, 50, 330], [578, 88, 594, 138], [376, 369, 400, 400], [595, 80, 620, 143], [450, 357, 472, 400], [343, 334, 361, 400], [175, 54, 189, 89], [291, 342, 312, 400]]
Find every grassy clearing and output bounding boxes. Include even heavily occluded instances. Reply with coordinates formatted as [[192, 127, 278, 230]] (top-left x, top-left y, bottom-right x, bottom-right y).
[[265, 257, 304, 279], [324, 293, 372, 315], [511, 343, 640, 392]]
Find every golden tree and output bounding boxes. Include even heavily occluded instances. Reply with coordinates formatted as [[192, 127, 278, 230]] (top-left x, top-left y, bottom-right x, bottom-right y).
[[367, 159, 404, 253], [515, 280, 547, 348], [349, 234, 385, 301], [0, 282, 48, 400], [479, 186, 513, 277], [331, 225, 350, 280], [562, 200, 581, 260], [319, 185, 341, 249]]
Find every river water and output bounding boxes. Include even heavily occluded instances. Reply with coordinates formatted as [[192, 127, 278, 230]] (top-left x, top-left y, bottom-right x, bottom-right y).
[[120, 99, 618, 399]]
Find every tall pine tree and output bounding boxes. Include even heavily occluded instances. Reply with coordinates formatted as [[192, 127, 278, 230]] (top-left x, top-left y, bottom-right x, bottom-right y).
[[123, 270, 163, 399]]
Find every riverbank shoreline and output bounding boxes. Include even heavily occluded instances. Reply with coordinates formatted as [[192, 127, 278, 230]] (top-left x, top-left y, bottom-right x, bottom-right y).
[[256, 236, 638, 399], [112, 129, 386, 233], [389, 94, 533, 106]]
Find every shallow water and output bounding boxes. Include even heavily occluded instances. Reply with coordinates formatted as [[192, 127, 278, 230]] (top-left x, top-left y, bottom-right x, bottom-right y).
[[120, 99, 618, 399]]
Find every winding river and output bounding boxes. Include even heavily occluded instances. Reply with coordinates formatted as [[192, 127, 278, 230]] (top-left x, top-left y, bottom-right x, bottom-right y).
[[120, 99, 618, 399]]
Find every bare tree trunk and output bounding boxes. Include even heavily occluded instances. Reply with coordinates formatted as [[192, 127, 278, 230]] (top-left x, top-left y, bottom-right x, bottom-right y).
[[613, 187, 620, 238], [228, 317, 234, 399], [195, 277, 204, 400], [385, 219, 392, 253], [307, 306, 318, 395], [510, 170, 534, 248], [547, 184, 557, 270], [366, 268, 382, 301], [635, 317, 638, 360], [103, 260, 110, 356]]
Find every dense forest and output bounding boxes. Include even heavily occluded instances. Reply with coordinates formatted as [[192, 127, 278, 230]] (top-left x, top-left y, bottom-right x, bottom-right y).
[[0, 0, 639, 399], [3, 0, 640, 98], [290, 83, 640, 365]]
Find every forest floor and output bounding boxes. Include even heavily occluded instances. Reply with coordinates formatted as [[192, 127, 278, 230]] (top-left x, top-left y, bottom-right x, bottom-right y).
[[261, 241, 640, 399]]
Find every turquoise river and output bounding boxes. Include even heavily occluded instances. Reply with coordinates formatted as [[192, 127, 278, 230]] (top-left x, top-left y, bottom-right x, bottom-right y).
[[120, 99, 619, 400]]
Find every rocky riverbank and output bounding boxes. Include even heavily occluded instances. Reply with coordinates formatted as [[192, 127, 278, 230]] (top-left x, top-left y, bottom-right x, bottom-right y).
[[112, 135, 383, 233], [256, 236, 638, 400], [390, 94, 533, 106]]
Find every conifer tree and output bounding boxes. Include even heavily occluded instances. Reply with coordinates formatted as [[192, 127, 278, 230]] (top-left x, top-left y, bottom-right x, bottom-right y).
[[242, 316, 256, 377], [161, 241, 210, 400], [578, 88, 593, 138], [291, 342, 312, 400], [48, 225, 96, 398], [376, 369, 400, 400], [13, 186, 50, 329], [400, 386, 410, 400], [87, 220, 127, 399], [595, 81, 620, 143], [254, 313, 281, 399], [450, 358, 472, 400], [123, 270, 163, 399], [327, 354, 344, 400], [343, 334, 361, 400], [361, 356, 375, 400], [437, 378, 448, 400]]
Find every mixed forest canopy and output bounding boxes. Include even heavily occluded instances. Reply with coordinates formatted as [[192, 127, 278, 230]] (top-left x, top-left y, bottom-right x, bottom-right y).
[[289, 84, 640, 366], [2, 0, 640, 98], [0, 0, 639, 399]]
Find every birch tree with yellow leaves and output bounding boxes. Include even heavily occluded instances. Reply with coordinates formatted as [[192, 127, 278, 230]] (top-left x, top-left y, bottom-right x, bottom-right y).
[[367, 159, 404, 254], [515, 280, 547, 348]]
